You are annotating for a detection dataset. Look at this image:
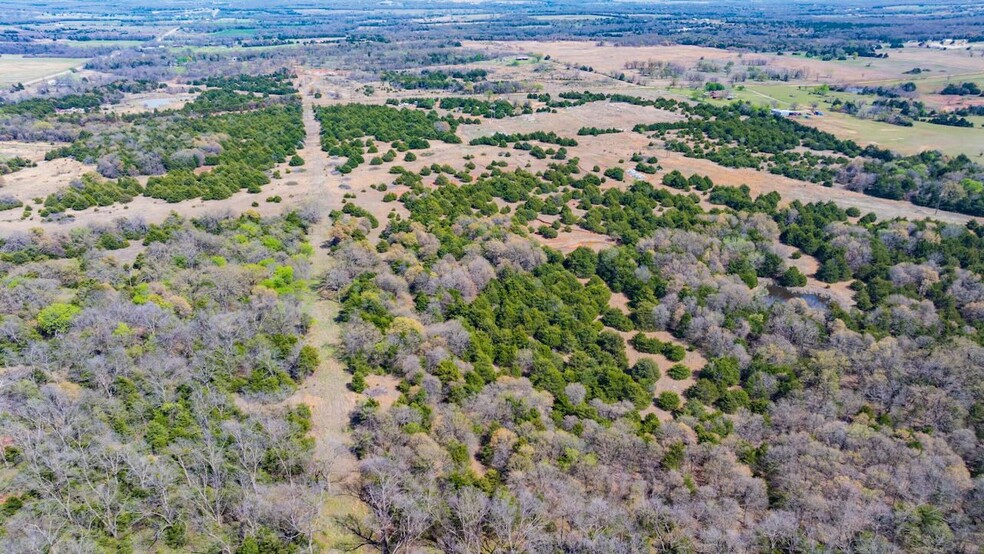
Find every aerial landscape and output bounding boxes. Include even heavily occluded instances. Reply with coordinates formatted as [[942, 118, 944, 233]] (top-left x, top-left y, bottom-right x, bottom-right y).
[[1, 0, 984, 552]]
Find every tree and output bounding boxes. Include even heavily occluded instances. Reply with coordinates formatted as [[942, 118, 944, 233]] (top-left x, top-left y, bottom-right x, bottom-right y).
[[662, 170, 689, 190], [35, 303, 80, 336], [778, 267, 808, 287], [565, 247, 597, 278], [701, 357, 740, 387], [629, 358, 661, 386], [816, 255, 851, 282], [341, 459, 438, 554]]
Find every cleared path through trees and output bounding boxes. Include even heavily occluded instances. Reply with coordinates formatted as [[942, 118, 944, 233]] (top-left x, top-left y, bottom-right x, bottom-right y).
[[288, 83, 363, 548]]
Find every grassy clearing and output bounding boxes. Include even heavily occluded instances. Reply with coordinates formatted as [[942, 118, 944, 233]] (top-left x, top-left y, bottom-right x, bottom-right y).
[[669, 83, 862, 111], [169, 44, 296, 55], [800, 112, 984, 158], [670, 81, 984, 158], [790, 46, 984, 85], [209, 27, 260, 38], [317, 493, 364, 552], [732, 84, 857, 107], [0, 55, 88, 86], [59, 39, 146, 48]]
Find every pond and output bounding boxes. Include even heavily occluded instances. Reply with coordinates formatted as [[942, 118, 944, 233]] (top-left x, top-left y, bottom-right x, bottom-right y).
[[764, 284, 829, 310], [142, 97, 174, 109]]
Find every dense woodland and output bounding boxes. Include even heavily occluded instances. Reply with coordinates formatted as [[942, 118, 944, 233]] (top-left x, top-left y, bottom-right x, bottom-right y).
[[0, 210, 325, 551], [318, 156, 984, 552], [315, 103, 463, 174], [204, 73, 984, 548], [4, 131, 984, 550]]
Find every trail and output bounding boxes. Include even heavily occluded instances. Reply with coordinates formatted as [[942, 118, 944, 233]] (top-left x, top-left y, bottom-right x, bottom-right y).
[[288, 78, 362, 547], [746, 88, 785, 105], [292, 81, 356, 474], [23, 64, 87, 87], [156, 27, 179, 43], [291, 100, 356, 475]]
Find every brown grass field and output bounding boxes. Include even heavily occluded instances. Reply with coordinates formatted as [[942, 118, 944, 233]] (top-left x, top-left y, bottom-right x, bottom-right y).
[[469, 40, 984, 91]]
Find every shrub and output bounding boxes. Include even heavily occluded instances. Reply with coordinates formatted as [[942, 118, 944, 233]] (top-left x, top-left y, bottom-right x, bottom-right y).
[[44, 174, 143, 213], [97, 232, 129, 250], [631, 333, 683, 360], [349, 371, 367, 393], [631, 333, 663, 354], [700, 357, 741, 387], [667, 364, 691, 380], [663, 343, 686, 362], [601, 308, 634, 331], [656, 391, 681, 411], [604, 167, 624, 181], [662, 170, 689, 191], [718, 389, 750, 413], [295, 345, 320, 378], [0, 194, 23, 211], [578, 126, 621, 136]]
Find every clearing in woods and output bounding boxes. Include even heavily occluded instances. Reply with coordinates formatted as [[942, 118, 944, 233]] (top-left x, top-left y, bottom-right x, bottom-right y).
[[288, 87, 362, 550]]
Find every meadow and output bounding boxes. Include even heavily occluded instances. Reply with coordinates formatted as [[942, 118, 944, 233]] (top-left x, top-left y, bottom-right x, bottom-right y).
[[0, 55, 88, 86]]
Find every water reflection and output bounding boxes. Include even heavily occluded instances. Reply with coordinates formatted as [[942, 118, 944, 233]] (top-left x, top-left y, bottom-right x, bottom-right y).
[[143, 98, 173, 109], [764, 284, 828, 310]]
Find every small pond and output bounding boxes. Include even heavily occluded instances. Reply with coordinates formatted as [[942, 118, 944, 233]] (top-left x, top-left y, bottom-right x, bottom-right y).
[[142, 97, 173, 109], [764, 284, 829, 310]]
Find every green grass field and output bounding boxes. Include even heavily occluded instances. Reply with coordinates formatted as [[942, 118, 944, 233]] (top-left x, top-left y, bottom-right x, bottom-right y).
[[0, 55, 88, 86], [209, 28, 260, 38], [60, 40, 146, 48], [730, 84, 858, 109], [169, 44, 296, 56], [802, 112, 984, 158], [669, 81, 984, 158], [669, 83, 862, 109]]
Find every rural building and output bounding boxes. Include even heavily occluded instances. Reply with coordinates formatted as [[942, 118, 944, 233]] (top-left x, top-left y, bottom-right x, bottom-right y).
[[771, 108, 823, 118]]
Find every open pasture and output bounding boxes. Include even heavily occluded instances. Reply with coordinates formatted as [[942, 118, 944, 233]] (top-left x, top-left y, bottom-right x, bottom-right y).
[[0, 55, 87, 86]]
